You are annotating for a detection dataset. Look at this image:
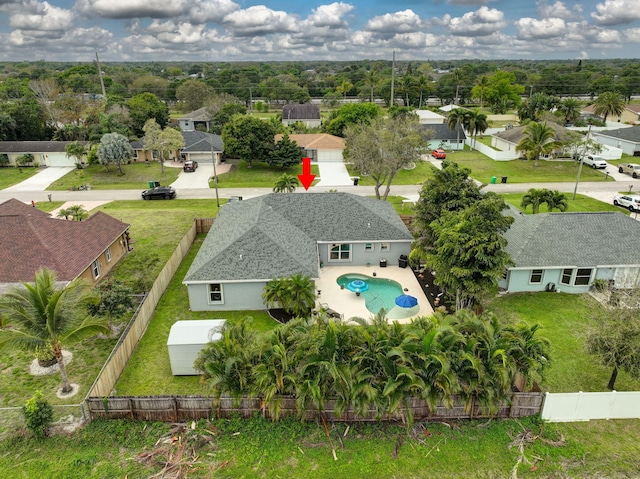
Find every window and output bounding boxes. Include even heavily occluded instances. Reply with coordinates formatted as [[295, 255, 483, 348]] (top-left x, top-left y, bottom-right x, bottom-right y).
[[574, 268, 592, 286], [561, 268, 572, 285], [91, 260, 100, 279], [380, 243, 390, 251], [364, 243, 373, 252], [329, 243, 351, 261], [208, 283, 224, 303], [105, 247, 112, 262], [530, 269, 543, 284]]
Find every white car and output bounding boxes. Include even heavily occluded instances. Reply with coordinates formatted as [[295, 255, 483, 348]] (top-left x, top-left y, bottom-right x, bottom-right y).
[[613, 194, 640, 212], [581, 155, 608, 169]]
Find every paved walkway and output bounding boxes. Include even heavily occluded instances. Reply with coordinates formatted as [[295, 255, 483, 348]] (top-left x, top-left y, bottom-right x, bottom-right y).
[[315, 161, 354, 187]]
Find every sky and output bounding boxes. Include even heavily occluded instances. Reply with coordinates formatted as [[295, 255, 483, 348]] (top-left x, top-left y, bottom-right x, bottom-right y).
[[0, 0, 639, 62]]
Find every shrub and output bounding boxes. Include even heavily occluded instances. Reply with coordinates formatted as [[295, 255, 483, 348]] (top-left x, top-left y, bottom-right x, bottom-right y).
[[23, 391, 54, 438]]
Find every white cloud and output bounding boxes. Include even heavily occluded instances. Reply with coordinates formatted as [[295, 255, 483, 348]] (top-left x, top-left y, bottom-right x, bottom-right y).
[[591, 0, 640, 25], [536, 1, 574, 19], [307, 2, 354, 28], [222, 5, 298, 37], [75, 0, 188, 19], [187, 0, 239, 24], [447, 6, 506, 36], [10, 1, 74, 31], [365, 10, 422, 33], [515, 17, 566, 39]]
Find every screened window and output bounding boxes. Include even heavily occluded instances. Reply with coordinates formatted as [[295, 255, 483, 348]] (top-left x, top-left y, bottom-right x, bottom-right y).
[[208, 284, 224, 303], [574, 268, 592, 286], [561, 268, 572, 285], [530, 269, 543, 284], [329, 243, 351, 261], [91, 260, 100, 279]]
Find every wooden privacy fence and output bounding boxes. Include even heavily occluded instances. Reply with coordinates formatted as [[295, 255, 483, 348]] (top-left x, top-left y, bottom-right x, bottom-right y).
[[87, 221, 198, 398], [86, 392, 544, 423], [195, 217, 214, 234]]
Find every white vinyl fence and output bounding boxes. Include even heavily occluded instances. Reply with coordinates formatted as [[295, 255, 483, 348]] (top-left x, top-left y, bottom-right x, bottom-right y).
[[541, 391, 640, 422]]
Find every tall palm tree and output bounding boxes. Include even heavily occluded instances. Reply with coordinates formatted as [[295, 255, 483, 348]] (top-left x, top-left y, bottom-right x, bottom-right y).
[[447, 108, 469, 149], [593, 91, 625, 122], [521, 188, 549, 214], [273, 173, 298, 193], [0, 268, 106, 393], [516, 121, 561, 167], [465, 109, 488, 148], [474, 75, 490, 109], [336, 80, 354, 101], [285, 274, 316, 318], [363, 69, 378, 103], [399, 73, 415, 107], [557, 98, 582, 125], [415, 75, 431, 109]]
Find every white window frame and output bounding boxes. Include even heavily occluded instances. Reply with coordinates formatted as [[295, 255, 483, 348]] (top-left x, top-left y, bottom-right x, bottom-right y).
[[329, 243, 351, 262], [91, 260, 100, 279], [380, 243, 390, 252], [105, 247, 112, 263], [530, 269, 543, 284], [560, 268, 572, 285], [208, 283, 224, 304]]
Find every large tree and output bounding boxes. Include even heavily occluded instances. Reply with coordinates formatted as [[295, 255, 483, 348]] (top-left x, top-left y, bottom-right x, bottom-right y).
[[345, 113, 425, 200], [516, 121, 562, 167], [427, 195, 514, 310], [464, 108, 488, 148], [175, 79, 213, 112], [222, 115, 276, 166], [97, 132, 133, 174], [0, 268, 107, 394], [483, 71, 525, 113], [268, 133, 303, 169], [324, 103, 381, 137], [127, 92, 169, 136], [142, 119, 185, 174], [593, 91, 626, 122]]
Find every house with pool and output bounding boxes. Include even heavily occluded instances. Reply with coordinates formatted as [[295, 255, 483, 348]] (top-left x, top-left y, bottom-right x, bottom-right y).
[[183, 193, 428, 320], [499, 208, 640, 293]]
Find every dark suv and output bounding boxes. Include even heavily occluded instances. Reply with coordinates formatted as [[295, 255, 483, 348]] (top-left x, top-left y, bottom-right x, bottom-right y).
[[183, 160, 198, 172]]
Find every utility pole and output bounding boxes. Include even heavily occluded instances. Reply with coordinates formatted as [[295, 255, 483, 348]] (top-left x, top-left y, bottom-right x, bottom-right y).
[[572, 124, 592, 200], [95, 52, 106, 98], [210, 137, 220, 208], [390, 51, 395, 107]]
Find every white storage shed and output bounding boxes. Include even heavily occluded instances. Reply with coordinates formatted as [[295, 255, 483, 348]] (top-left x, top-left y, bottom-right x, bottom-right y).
[[167, 319, 226, 375]]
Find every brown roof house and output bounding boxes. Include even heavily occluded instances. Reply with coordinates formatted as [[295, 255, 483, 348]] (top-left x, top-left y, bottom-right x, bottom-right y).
[[282, 104, 321, 128], [275, 133, 345, 162], [0, 199, 130, 294]]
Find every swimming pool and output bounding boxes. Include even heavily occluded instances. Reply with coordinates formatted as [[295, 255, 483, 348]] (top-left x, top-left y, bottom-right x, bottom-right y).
[[336, 273, 404, 316]]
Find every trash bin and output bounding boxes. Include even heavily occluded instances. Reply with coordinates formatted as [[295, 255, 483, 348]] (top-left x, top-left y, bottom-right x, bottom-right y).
[[380, 259, 387, 268], [398, 255, 408, 269], [490, 176, 497, 184], [353, 177, 360, 186], [501, 176, 508, 184], [148, 180, 160, 188]]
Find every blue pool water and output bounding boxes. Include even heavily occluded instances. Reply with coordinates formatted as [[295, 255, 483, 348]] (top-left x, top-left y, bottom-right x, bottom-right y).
[[336, 273, 404, 315]]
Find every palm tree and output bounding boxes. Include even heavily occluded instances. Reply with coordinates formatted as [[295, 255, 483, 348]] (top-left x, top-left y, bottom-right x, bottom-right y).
[[363, 69, 378, 103], [284, 274, 316, 318], [399, 73, 415, 107], [557, 98, 582, 125], [0, 268, 107, 393], [474, 75, 490, 109], [336, 80, 353, 101], [545, 190, 569, 212], [593, 91, 625, 122], [465, 109, 488, 148], [272, 173, 299, 193], [521, 188, 549, 214], [447, 108, 469, 149], [415, 75, 431, 109], [516, 121, 561, 167], [64, 141, 87, 168]]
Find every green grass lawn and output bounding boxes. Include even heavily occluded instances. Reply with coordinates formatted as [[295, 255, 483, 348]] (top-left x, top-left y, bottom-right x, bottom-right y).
[[0, 167, 39, 189], [346, 159, 435, 186], [501, 192, 624, 214], [216, 160, 319, 188], [46, 162, 181, 191]]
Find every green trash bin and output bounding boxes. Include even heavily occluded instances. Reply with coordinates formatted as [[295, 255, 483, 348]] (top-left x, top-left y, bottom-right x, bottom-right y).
[[148, 181, 155, 188], [490, 176, 497, 184]]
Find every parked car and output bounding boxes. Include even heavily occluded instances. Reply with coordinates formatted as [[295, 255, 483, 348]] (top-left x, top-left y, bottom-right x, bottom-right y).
[[618, 163, 640, 178], [183, 160, 198, 172], [432, 148, 446, 159], [581, 155, 608, 169], [613, 194, 640, 212], [142, 185, 177, 200]]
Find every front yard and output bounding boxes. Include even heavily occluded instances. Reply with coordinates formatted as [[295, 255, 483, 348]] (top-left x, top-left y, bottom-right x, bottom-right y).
[[0, 166, 39, 189]]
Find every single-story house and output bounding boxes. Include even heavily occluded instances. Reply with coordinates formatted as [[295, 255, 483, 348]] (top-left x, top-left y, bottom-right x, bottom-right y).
[[439, 104, 461, 113], [282, 104, 321, 128], [0, 199, 131, 294], [275, 133, 345, 162], [0, 141, 88, 167], [499, 207, 640, 294], [131, 131, 224, 164], [178, 107, 212, 132], [183, 192, 413, 311], [415, 110, 446, 125], [582, 104, 640, 124], [491, 122, 570, 158], [591, 125, 640, 157], [420, 124, 466, 151]]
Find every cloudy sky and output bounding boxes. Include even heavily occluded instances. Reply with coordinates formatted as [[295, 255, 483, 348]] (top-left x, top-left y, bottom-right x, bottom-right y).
[[0, 0, 639, 62]]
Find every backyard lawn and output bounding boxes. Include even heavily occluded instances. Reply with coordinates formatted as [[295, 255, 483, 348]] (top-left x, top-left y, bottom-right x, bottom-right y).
[[0, 166, 39, 189]]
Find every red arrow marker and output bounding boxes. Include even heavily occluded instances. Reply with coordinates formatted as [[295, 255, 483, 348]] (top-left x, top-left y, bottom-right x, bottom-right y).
[[297, 157, 316, 191]]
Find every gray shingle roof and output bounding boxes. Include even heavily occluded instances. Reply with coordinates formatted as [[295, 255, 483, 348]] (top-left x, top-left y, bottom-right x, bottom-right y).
[[493, 122, 569, 145], [184, 193, 413, 282], [178, 107, 212, 122], [0, 141, 88, 153], [282, 104, 321, 120], [504, 211, 640, 268], [131, 131, 223, 153], [420, 123, 466, 141], [594, 125, 640, 143]]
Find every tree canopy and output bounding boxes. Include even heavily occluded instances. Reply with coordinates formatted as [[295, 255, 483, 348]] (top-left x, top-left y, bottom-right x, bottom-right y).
[[324, 103, 381, 137], [97, 132, 133, 174], [222, 114, 276, 166], [126, 92, 169, 136]]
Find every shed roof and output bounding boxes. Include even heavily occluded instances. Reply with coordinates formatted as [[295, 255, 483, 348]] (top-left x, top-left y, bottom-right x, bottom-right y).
[[282, 104, 321, 120], [420, 123, 466, 141]]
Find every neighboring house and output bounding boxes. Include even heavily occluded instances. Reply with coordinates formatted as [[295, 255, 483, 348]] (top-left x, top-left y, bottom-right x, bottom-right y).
[[499, 208, 640, 294], [183, 193, 413, 311], [275, 133, 345, 162], [591, 125, 640, 157], [420, 124, 466, 151], [582, 104, 640, 124], [415, 110, 446, 125], [0, 198, 130, 294], [0, 141, 88, 167], [491, 122, 570, 158], [439, 104, 461, 113], [131, 131, 224, 164], [178, 107, 212, 132], [282, 104, 322, 128]]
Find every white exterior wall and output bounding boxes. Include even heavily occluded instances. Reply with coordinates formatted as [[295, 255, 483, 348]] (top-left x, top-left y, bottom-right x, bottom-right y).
[[187, 281, 269, 311], [592, 133, 640, 156]]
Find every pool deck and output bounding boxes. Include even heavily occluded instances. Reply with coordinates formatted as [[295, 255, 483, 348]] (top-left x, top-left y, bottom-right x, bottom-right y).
[[315, 265, 434, 324]]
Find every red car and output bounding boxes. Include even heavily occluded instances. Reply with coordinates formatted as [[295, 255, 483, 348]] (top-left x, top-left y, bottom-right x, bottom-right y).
[[183, 160, 198, 172], [431, 148, 446, 159]]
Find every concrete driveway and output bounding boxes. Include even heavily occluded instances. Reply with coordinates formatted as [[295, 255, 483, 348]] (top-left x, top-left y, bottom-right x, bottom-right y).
[[4, 167, 74, 192], [168, 161, 231, 189]]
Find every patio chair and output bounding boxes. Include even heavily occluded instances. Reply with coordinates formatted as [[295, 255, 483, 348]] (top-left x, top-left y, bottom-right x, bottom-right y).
[[320, 303, 342, 319]]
